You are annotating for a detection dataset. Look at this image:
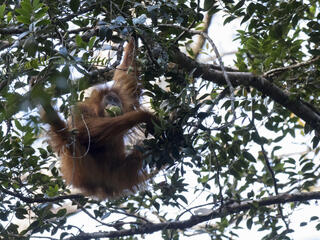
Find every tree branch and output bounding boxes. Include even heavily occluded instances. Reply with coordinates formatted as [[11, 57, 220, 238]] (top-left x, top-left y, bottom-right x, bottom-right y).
[[264, 56, 320, 78], [65, 191, 320, 240], [0, 27, 24, 34], [169, 49, 320, 133], [0, 186, 83, 203]]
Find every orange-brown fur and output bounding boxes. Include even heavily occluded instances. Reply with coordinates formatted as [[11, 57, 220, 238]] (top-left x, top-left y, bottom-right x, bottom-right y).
[[43, 39, 154, 198]]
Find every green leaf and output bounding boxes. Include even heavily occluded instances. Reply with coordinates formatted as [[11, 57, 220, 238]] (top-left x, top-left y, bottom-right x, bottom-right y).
[[234, 0, 245, 10], [70, 0, 80, 13], [178, 195, 188, 204], [75, 35, 86, 48], [312, 136, 320, 149], [56, 209, 67, 217], [14, 81, 27, 89], [36, 18, 51, 26], [46, 184, 59, 197], [39, 148, 48, 159], [16, 208, 28, 219], [99, 26, 113, 41], [301, 162, 314, 172], [247, 3, 255, 16], [88, 36, 96, 49], [270, 23, 285, 39], [20, 0, 32, 12], [23, 35, 38, 57], [246, 218, 253, 229], [310, 216, 319, 221], [251, 132, 262, 144], [204, 0, 215, 11], [241, 14, 251, 25], [197, 112, 209, 120], [300, 222, 307, 227], [6, 93, 24, 117], [186, 47, 194, 57], [32, 0, 40, 9], [14, 119, 24, 131], [153, 201, 160, 211], [35, 6, 48, 20], [243, 151, 256, 162], [198, 175, 209, 183], [0, 4, 5, 18], [24, 145, 36, 155], [224, 16, 236, 25], [16, 8, 31, 24], [304, 123, 312, 134]]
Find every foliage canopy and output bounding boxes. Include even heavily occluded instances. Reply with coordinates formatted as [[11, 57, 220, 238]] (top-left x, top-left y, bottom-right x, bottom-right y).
[[0, 0, 320, 239]]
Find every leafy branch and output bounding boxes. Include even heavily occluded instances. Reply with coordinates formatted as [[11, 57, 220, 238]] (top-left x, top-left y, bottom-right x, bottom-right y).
[[0, 186, 83, 203], [169, 49, 320, 133], [64, 191, 320, 240]]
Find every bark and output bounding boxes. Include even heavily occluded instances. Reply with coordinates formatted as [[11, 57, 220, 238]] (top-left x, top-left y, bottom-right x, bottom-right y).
[[170, 48, 320, 133]]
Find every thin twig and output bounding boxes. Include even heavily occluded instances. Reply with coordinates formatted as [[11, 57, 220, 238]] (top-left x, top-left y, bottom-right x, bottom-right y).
[[176, 201, 218, 220], [76, 202, 116, 228], [68, 27, 92, 34], [110, 209, 152, 224], [136, 33, 160, 67], [174, 19, 196, 44], [264, 56, 320, 78], [250, 110, 290, 231]]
